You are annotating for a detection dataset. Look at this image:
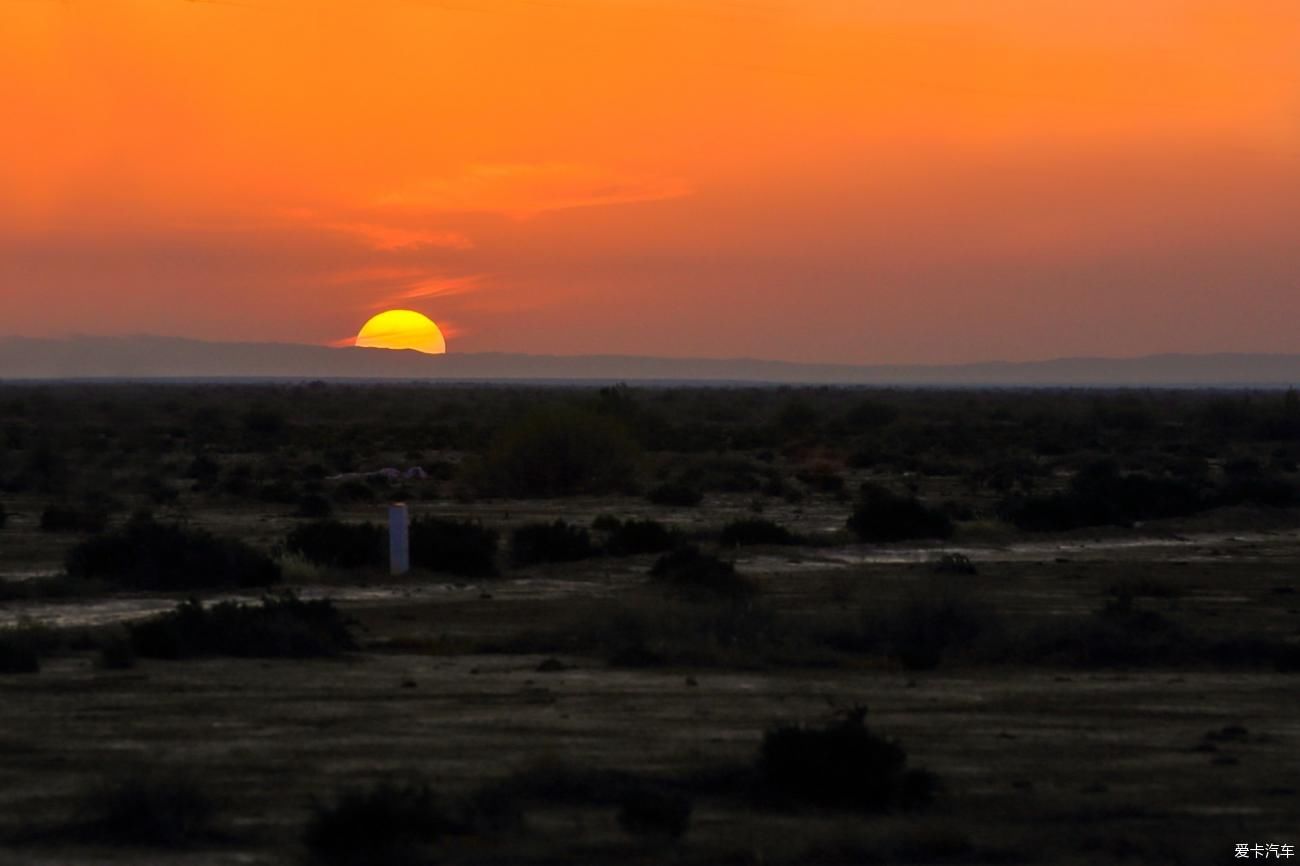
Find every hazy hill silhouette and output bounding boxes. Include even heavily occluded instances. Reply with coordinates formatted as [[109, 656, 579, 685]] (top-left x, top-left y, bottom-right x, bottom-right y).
[[2, 335, 1299, 386]]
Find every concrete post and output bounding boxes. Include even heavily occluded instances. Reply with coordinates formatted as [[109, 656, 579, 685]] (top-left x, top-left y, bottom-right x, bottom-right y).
[[389, 503, 410, 576]]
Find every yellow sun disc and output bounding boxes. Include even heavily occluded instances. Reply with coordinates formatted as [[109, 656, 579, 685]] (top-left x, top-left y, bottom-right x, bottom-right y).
[[355, 310, 447, 354]]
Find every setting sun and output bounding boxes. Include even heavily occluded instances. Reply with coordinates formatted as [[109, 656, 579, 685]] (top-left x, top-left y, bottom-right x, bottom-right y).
[[355, 310, 447, 355]]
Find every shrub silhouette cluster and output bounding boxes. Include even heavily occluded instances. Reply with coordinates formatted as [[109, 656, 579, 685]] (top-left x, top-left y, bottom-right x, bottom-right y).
[[66, 519, 280, 590], [409, 516, 499, 576], [650, 546, 755, 600], [846, 484, 954, 542], [646, 481, 703, 507], [510, 520, 595, 566], [78, 770, 218, 847], [719, 518, 801, 547], [0, 631, 40, 674], [758, 708, 937, 811], [286, 520, 385, 569], [304, 781, 447, 866], [595, 516, 677, 556], [129, 595, 355, 659], [40, 504, 108, 533], [475, 406, 640, 497]]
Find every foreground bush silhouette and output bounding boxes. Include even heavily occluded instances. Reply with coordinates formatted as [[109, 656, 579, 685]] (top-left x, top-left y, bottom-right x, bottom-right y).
[[595, 516, 677, 556], [617, 785, 693, 841], [303, 781, 447, 866], [0, 630, 41, 674], [129, 594, 355, 659], [77, 770, 218, 847], [410, 516, 498, 577], [650, 546, 755, 600], [846, 484, 953, 542], [719, 518, 801, 547], [758, 708, 937, 811], [475, 406, 640, 497], [510, 520, 594, 566], [40, 503, 108, 533], [286, 520, 385, 569], [646, 481, 703, 507], [66, 519, 280, 590]]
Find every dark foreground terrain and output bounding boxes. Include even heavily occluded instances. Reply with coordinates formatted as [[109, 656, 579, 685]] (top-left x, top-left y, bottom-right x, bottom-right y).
[[1, 383, 1297, 864]]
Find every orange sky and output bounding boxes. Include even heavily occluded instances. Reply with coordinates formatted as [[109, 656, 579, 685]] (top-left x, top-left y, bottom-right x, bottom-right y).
[[2, 0, 1298, 363]]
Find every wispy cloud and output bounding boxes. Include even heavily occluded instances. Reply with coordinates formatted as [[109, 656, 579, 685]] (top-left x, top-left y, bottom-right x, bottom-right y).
[[376, 163, 693, 219]]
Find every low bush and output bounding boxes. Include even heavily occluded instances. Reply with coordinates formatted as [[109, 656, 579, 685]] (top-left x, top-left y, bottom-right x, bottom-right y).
[[882, 588, 993, 670], [286, 520, 385, 570], [303, 781, 448, 866], [999, 460, 1206, 531], [97, 634, 137, 670], [930, 552, 977, 575], [0, 502, 7, 530], [40, 503, 108, 533], [78, 769, 218, 847], [474, 406, 641, 497], [650, 546, 755, 600], [758, 708, 937, 812], [129, 594, 355, 659], [596, 517, 677, 556], [510, 520, 595, 566], [647, 482, 703, 507], [617, 785, 692, 840], [67, 518, 281, 591], [0, 630, 41, 674], [719, 518, 801, 547], [847, 484, 954, 542], [409, 516, 498, 577], [296, 493, 334, 519]]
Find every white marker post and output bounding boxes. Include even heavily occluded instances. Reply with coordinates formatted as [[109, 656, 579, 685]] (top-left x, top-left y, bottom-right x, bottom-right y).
[[389, 503, 410, 576]]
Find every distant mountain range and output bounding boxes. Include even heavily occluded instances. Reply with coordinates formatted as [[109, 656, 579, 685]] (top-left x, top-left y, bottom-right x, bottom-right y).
[[2, 335, 1299, 387]]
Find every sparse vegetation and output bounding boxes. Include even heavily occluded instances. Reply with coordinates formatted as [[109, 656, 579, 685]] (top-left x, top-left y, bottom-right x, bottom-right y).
[[409, 516, 498, 576], [650, 545, 756, 600], [595, 516, 677, 556], [286, 520, 385, 570], [510, 520, 595, 566], [303, 780, 447, 866], [67, 517, 281, 590], [719, 517, 801, 547], [473, 405, 640, 497], [128, 594, 355, 659], [847, 484, 954, 542], [758, 708, 937, 811], [76, 769, 219, 847], [647, 481, 704, 507]]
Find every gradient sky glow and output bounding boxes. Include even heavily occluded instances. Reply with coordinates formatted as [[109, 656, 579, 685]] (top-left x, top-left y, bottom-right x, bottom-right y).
[[2, 0, 1299, 363]]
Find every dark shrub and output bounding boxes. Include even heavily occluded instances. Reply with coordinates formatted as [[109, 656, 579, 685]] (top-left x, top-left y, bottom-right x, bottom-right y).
[[930, 552, 977, 575], [650, 546, 755, 600], [884, 589, 991, 670], [410, 516, 498, 577], [296, 493, 334, 519], [304, 781, 447, 866], [287, 520, 384, 569], [79, 770, 218, 847], [847, 484, 954, 542], [0, 502, 7, 530], [67, 519, 280, 591], [1014, 600, 1191, 667], [475, 406, 640, 497], [719, 518, 800, 547], [758, 708, 935, 812], [598, 517, 677, 556], [510, 520, 594, 566], [1000, 460, 1205, 531], [97, 634, 137, 670], [40, 504, 108, 533], [647, 481, 703, 507], [618, 786, 692, 840], [0, 631, 40, 674], [129, 595, 355, 659]]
